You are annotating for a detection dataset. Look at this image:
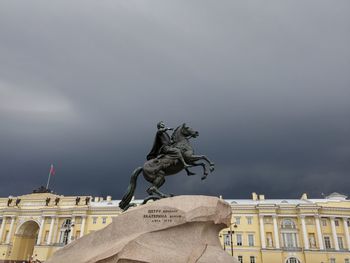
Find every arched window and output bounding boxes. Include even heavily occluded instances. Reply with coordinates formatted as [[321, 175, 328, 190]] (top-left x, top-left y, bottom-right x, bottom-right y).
[[281, 219, 296, 229], [62, 218, 71, 226], [281, 219, 299, 248], [286, 257, 300, 263], [58, 219, 72, 245]]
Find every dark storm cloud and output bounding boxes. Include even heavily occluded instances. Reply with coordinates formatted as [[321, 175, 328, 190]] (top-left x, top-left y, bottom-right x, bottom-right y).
[[0, 0, 349, 200]]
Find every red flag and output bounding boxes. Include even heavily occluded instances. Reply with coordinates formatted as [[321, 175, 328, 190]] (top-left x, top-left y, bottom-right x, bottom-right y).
[[49, 164, 55, 176]]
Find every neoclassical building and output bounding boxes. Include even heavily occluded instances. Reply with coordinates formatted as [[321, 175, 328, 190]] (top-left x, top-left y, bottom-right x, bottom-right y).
[[0, 188, 349, 263], [220, 192, 350, 263], [0, 187, 121, 262]]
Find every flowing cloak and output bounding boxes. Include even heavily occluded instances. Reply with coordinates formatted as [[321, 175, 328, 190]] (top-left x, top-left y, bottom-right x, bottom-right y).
[[146, 130, 171, 160]]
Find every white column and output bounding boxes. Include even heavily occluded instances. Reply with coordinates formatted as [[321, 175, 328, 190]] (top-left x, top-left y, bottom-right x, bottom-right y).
[[6, 216, 15, 244], [36, 216, 45, 245], [47, 217, 56, 245], [272, 215, 280, 249], [330, 217, 339, 250], [315, 216, 324, 250], [343, 218, 350, 251], [0, 216, 6, 243], [300, 216, 309, 250], [68, 217, 75, 244], [259, 215, 266, 249], [52, 218, 59, 245], [80, 216, 86, 238]]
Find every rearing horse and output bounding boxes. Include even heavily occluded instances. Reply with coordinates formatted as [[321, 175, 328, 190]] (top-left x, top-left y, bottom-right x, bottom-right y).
[[119, 123, 215, 210]]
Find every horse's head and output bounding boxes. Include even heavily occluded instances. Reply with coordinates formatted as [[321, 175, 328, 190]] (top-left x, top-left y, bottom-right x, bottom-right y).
[[171, 123, 199, 143], [181, 123, 199, 138]]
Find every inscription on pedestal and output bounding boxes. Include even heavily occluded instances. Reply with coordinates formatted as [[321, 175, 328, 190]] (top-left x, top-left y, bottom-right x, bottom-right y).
[[143, 209, 183, 223]]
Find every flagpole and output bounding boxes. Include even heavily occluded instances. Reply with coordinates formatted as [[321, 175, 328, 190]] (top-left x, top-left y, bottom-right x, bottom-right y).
[[46, 164, 53, 190]]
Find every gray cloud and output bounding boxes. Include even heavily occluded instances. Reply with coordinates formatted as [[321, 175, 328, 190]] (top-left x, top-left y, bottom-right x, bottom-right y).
[[0, 0, 349, 199]]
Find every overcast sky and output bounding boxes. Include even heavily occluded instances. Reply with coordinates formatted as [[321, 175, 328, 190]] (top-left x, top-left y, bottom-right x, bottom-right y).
[[0, 0, 349, 200]]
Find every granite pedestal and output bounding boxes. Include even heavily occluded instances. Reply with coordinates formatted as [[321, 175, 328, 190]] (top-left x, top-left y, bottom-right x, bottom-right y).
[[47, 195, 237, 263]]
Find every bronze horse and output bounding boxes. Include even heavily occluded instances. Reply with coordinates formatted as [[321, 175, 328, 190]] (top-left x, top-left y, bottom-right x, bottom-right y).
[[119, 123, 214, 210]]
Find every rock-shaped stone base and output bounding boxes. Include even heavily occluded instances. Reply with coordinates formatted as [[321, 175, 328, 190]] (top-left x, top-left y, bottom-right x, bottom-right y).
[[47, 195, 237, 263]]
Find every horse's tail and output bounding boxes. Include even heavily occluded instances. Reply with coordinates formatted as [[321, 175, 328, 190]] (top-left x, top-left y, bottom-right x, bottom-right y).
[[119, 167, 143, 210]]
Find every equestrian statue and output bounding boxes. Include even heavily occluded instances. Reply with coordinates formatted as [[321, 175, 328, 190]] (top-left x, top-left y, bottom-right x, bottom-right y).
[[119, 121, 215, 211]]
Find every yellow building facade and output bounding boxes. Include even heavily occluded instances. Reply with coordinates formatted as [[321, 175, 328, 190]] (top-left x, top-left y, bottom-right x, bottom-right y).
[[0, 189, 349, 263], [220, 192, 350, 263], [0, 189, 121, 262]]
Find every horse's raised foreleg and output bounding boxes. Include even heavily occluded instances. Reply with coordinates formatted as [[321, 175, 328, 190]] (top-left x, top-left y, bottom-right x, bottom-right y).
[[199, 155, 215, 167], [190, 162, 209, 180], [187, 154, 215, 172]]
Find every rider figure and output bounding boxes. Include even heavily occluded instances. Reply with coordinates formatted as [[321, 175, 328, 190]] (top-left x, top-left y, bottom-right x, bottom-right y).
[[147, 121, 191, 170]]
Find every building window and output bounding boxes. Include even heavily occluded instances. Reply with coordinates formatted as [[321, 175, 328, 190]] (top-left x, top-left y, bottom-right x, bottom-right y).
[[76, 230, 81, 239], [322, 219, 327, 226], [286, 258, 300, 263], [59, 229, 69, 244], [308, 233, 316, 248], [235, 217, 241, 225], [282, 233, 298, 248], [345, 259, 349, 263], [338, 237, 344, 249], [335, 219, 340, 227], [224, 234, 231, 246], [236, 234, 242, 246], [58, 219, 73, 245], [281, 219, 296, 229], [46, 218, 52, 224], [238, 256, 243, 263], [250, 256, 255, 263], [347, 220, 350, 227], [102, 217, 107, 224], [324, 236, 332, 249], [247, 217, 252, 225], [248, 234, 254, 247], [92, 217, 97, 224], [330, 259, 335, 263]]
